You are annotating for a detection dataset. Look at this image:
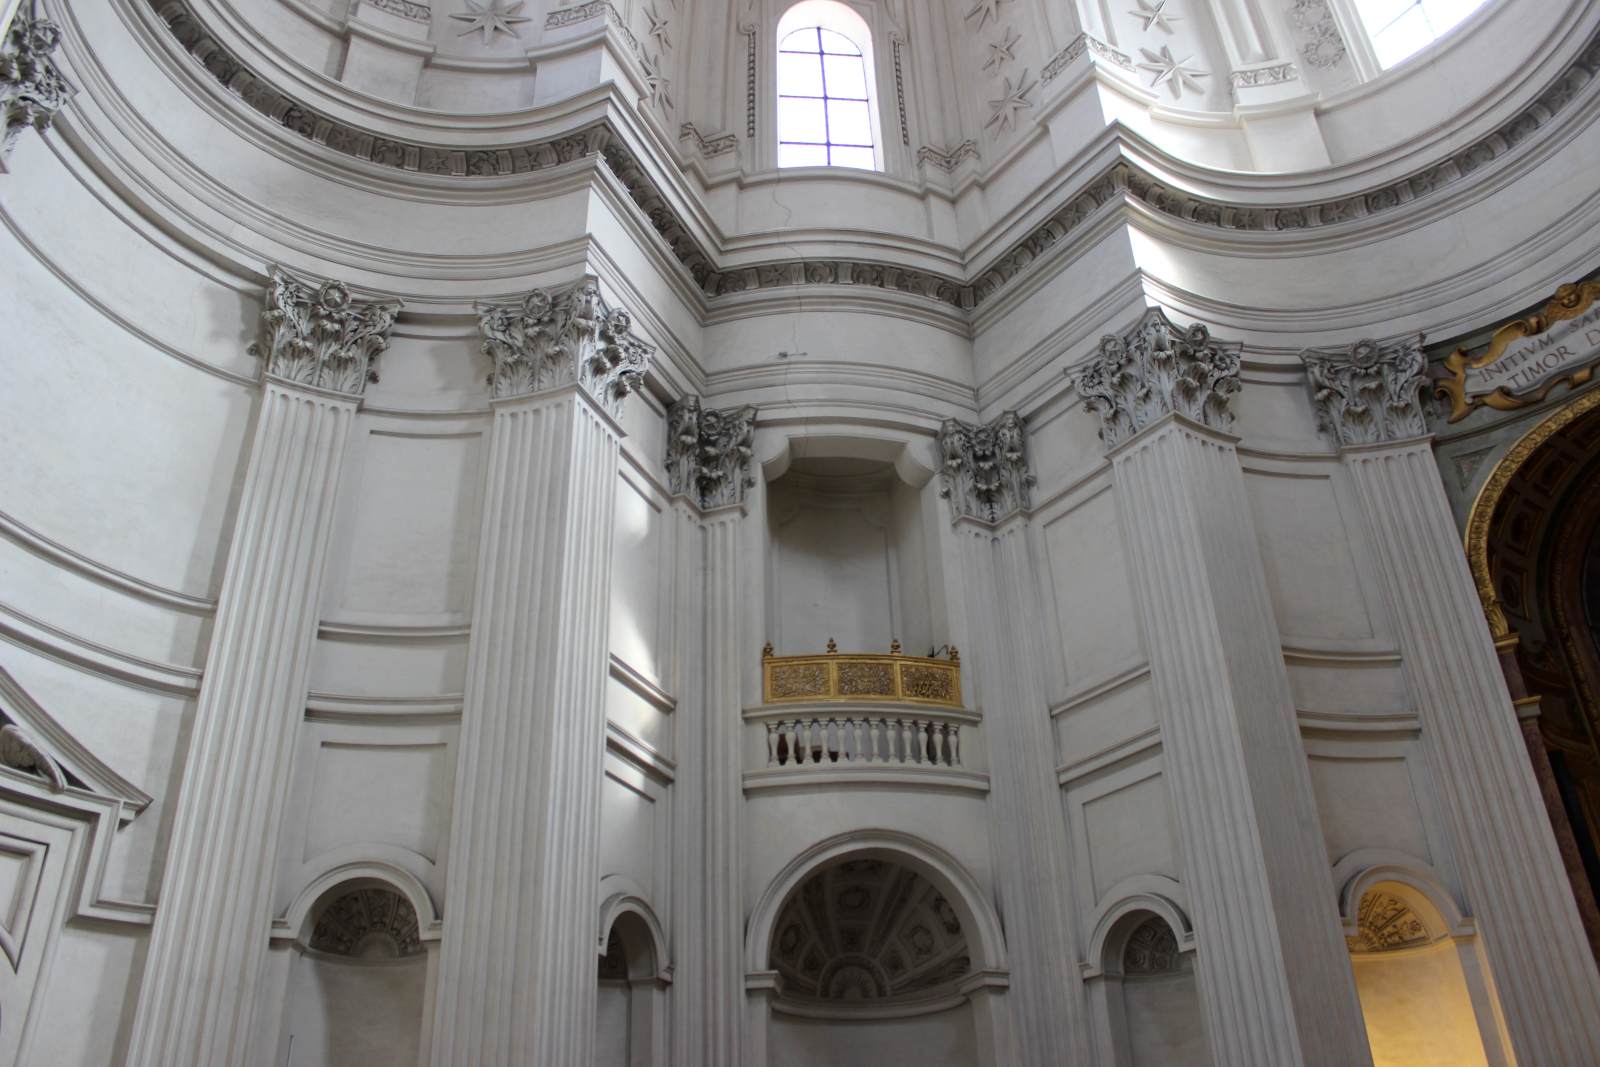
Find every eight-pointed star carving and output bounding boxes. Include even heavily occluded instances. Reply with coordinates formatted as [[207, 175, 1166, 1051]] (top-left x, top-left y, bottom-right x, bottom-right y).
[[964, 0, 1010, 31], [984, 27, 1021, 74], [451, 0, 531, 43], [985, 68, 1036, 134], [645, 1, 672, 52], [1130, 0, 1180, 32], [1137, 45, 1207, 99]]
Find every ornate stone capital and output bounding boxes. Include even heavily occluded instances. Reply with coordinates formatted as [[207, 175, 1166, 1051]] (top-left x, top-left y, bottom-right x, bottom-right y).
[[938, 411, 1035, 522], [666, 396, 757, 509], [477, 277, 654, 416], [1, 14, 72, 165], [1300, 337, 1428, 446], [247, 265, 400, 396], [1067, 308, 1241, 449]]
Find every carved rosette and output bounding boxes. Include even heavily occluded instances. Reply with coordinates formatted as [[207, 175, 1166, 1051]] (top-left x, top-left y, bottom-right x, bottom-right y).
[[666, 396, 758, 509], [247, 266, 400, 396], [477, 277, 654, 417], [938, 411, 1036, 522], [1300, 337, 1429, 447], [1068, 308, 1242, 449], [0, 15, 71, 164]]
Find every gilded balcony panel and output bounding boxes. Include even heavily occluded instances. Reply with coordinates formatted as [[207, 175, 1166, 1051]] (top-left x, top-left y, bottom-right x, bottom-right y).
[[761, 646, 962, 708]]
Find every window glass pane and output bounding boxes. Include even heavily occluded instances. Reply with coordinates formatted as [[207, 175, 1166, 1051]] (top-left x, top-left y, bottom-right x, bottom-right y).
[[779, 96, 827, 143], [779, 143, 829, 167], [1421, 0, 1480, 33], [1353, 0, 1413, 29], [1372, 6, 1433, 66], [822, 54, 868, 99], [826, 100, 872, 146], [828, 145, 875, 169], [779, 27, 821, 53], [779, 52, 826, 97], [817, 28, 860, 55]]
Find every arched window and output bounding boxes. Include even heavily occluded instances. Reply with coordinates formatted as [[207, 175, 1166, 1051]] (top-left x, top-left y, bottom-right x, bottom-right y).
[[1353, 0, 1492, 69], [775, 0, 881, 170]]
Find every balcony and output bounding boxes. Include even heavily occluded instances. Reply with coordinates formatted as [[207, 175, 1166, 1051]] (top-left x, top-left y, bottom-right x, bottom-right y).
[[745, 645, 986, 795]]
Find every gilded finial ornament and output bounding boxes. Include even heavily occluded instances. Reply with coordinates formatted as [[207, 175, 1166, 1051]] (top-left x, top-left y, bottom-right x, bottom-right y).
[[948, 645, 959, 664], [451, 0, 531, 43], [763, 641, 775, 658], [826, 637, 838, 654], [891, 639, 902, 655]]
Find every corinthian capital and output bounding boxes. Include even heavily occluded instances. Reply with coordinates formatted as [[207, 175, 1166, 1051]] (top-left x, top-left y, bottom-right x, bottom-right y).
[[938, 411, 1035, 522], [1068, 308, 1241, 449], [666, 396, 758, 509], [1300, 337, 1428, 447], [1, 15, 72, 165], [477, 278, 654, 417], [247, 266, 401, 395]]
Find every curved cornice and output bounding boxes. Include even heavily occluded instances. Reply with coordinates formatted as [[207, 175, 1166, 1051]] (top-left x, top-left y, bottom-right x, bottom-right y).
[[129, 0, 1600, 318]]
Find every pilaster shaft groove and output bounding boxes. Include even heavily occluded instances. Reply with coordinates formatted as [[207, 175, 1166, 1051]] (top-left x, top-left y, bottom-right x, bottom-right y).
[[430, 388, 620, 1066], [1344, 440, 1600, 1063], [704, 509, 745, 1066], [1111, 417, 1371, 1067], [126, 382, 357, 1067]]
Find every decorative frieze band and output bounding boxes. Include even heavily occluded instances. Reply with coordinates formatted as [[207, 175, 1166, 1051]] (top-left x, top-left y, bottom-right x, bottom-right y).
[[916, 141, 979, 172], [938, 412, 1035, 522], [477, 278, 653, 416], [1, 15, 72, 165], [248, 266, 401, 396], [364, 0, 432, 23], [666, 397, 758, 509], [1300, 337, 1429, 446], [150, 0, 1600, 310], [680, 122, 738, 157], [1230, 62, 1298, 88], [1068, 308, 1241, 449]]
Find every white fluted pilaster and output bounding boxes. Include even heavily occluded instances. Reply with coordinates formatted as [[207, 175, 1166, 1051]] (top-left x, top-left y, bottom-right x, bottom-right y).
[[1343, 437, 1600, 1063], [428, 385, 621, 1065], [126, 379, 358, 1067], [1111, 415, 1371, 1067], [954, 515, 1089, 1067], [669, 500, 709, 1064]]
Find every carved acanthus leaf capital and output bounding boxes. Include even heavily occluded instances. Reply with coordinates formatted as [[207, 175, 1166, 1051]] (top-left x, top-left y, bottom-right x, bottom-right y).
[[938, 411, 1036, 522], [477, 277, 654, 416], [247, 266, 401, 396], [1, 15, 72, 164], [1300, 337, 1428, 447], [1067, 308, 1241, 449], [666, 396, 757, 509]]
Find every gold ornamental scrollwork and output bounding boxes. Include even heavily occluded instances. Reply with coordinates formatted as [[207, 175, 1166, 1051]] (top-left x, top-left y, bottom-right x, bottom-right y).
[[1464, 387, 1600, 638], [761, 645, 963, 708], [1438, 281, 1600, 422]]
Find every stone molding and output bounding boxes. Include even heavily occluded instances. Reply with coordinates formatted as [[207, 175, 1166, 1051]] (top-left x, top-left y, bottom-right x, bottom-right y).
[[147, 0, 1600, 309], [1069, 308, 1241, 449], [666, 397, 757, 509], [247, 265, 401, 396], [916, 141, 978, 172], [1301, 337, 1428, 447], [938, 412, 1035, 522], [363, 0, 431, 23], [680, 121, 737, 157], [0, 723, 66, 792], [1, 14, 72, 164], [1230, 62, 1298, 88], [477, 277, 653, 416]]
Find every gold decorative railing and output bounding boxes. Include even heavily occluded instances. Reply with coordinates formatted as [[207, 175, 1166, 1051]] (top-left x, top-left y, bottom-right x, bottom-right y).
[[761, 640, 962, 708]]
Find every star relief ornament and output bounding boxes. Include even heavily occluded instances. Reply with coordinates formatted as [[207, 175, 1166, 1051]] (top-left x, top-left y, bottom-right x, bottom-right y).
[[985, 68, 1036, 134], [964, 0, 1010, 31], [984, 27, 1021, 73], [645, 1, 672, 52], [451, 0, 532, 43], [1130, 0, 1180, 32], [1137, 44, 1207, 99]]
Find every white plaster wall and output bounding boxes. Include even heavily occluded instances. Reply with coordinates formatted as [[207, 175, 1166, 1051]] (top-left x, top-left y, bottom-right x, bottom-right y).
[[280, 954, 427, 1067], [768, 1004, 979, 1067]]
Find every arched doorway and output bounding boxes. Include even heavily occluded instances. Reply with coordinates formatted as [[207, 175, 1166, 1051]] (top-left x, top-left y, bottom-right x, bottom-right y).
[[745, 833, 1013, 1067], [596, 902, 668, 1067], [1469, 390, 1600, 954], [1090, 910, 1210, 1067], [280, 881, 428, 1066]]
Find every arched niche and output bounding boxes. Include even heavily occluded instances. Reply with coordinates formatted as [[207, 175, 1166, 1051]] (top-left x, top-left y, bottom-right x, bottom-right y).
[[1081, 883, 1210, 1067], [744, 831, 1011, 1067], [276, 875, 431, 1067], [596, 889, 670, 1067], [1338, 862, 1511, 1067]]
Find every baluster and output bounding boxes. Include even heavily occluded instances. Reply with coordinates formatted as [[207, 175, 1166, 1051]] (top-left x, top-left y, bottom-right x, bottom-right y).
[[949, 724, 961, 767], [916, 719, 930, 763], [851, 718, 864, 762], [801, 719, 815, 764], [930, 721, 945, 766], [897, 719, 912, 765], [786, 720, 800, 765], [766, 722, 779, 767], [866, 718, 879, 762], [827, 717, 839, 763]]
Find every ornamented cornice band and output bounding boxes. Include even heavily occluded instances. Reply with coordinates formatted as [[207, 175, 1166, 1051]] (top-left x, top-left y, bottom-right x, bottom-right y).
[[477, 277, 653, 416], [248, 265, 401, 395], [938, 412, 1035, 522], [1300, 337, 1428, 446], [1068, 307, 1241, 449], [666, 396, 758, 509], [149, 0, 1600, 311], [1, 14, 73, 164], [680, 121, 737, 157], [365, 0, 431, 23]]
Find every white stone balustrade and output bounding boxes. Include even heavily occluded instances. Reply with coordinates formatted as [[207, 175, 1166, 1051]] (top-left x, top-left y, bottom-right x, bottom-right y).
[[764, 712, 964, 768]]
